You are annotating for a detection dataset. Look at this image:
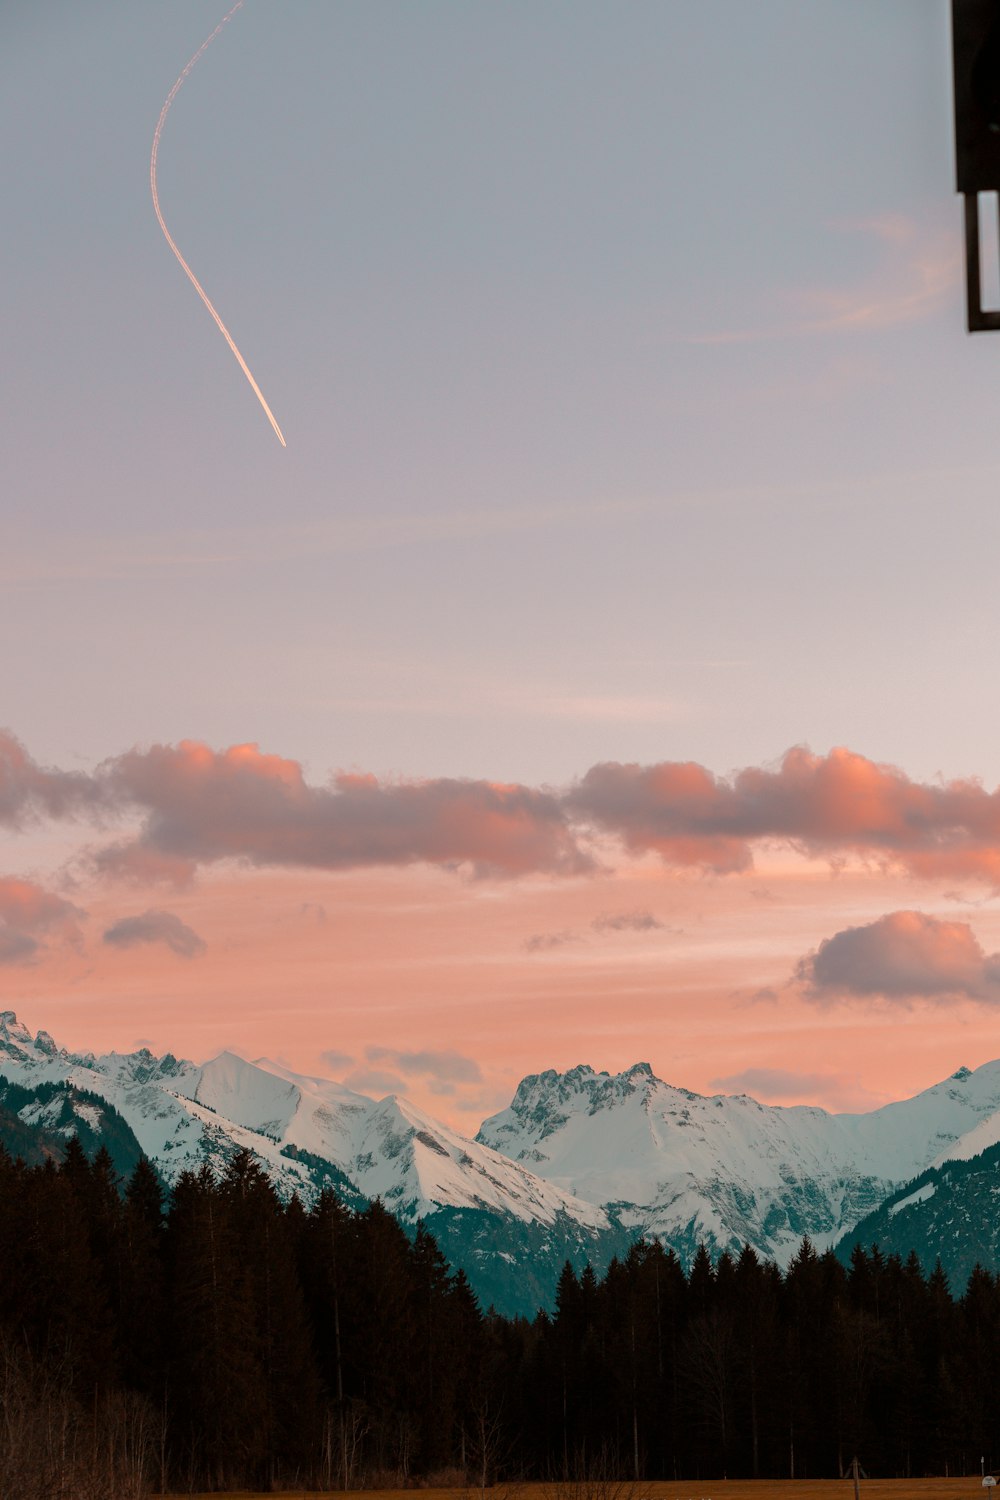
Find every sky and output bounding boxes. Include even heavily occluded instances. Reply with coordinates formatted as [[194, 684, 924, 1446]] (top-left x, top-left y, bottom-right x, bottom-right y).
[[6, 0, 1000, 1128]]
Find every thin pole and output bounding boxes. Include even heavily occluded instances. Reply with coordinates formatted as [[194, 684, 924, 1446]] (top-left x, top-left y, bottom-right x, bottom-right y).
[[965, 193, 983, 331]]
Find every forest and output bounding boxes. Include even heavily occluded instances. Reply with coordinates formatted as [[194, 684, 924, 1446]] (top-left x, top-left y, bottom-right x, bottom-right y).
[[4, 1141, 1000, 1496]]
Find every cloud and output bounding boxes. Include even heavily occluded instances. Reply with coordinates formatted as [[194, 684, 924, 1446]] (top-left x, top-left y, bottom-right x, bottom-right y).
[[452, 1083, 519, 1117], [366, 1046, 483, 1084], [533, 694, 684, 724], [796, 910, 1000, 1007], [320, 1048, 354, 1073], [942, 889, 991, 908], [0, 928, 40, 965], [95, 740, 588, 883], [102, 909, 206, 959], [744, 986, 780, 1006], [0, 731, 104, 829], [689, 217, 959, 345], [16, 732, 1000, 890], [0, 877, 86, 966], [591, 909, 666, 933], [95, 846, 197, 888], [793, 217, 959, 335], [567, 745, 1000, 882], [344, 1067, 406, 1097], [711, 1066, 883, 1113], [524, 929, 580, 952]]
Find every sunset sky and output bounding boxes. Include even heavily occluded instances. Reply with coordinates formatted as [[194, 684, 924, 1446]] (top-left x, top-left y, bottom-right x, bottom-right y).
[[5, 0, 1000, 1128]]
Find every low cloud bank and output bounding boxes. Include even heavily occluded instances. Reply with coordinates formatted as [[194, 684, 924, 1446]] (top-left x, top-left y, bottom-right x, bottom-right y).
[[710, 1065, 882, 1113], [11, 731, 1000, 887], [366, 1046, 483, 1084]]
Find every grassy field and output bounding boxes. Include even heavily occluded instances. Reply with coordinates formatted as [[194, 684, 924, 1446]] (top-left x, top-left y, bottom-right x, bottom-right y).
[[175, 1481, 996, 1500]]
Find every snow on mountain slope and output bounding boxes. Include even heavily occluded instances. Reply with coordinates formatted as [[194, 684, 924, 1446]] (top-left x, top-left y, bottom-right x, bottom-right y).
[[0, 1012, 343, 1201], [0, 1013, 607, 1232], [927, 1099, 1000, 1167], [478, 1063, 854, 1204], [11, 1005, 1000, 1287], [0, 1014, 207, 1169], [477, 1059, 1000, 1266], [342, 1091, 607, 1227], [837, 1061, 1000, 1178], [248, 1056, 383, 1163], [189, 1051, 301, 1138], [189, 1051, 609, 1227]]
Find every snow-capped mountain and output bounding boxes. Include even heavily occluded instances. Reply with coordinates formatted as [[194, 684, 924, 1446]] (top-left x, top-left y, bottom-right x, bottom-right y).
[[832, 1135, 1000, 1289], [0, 1013, 606, 1223], [477, 1059, 1000, 1267], [0, 1013, 620, 1314], [0, 1013, 347, 1205], [10, 1008, 1000, 1310]]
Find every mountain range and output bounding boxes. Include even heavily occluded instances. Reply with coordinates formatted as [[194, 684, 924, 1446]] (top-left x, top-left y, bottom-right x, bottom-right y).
[[3, 1009, 1000, 1313]]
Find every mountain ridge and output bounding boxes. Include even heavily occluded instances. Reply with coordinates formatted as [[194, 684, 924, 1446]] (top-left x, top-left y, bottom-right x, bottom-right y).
[[5, 1009, 1000, 1312]]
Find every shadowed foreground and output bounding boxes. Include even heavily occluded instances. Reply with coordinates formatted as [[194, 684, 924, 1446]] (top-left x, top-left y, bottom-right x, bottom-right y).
[[175, 1483, 994, 1500], [10, 1142, 1000, 1494]]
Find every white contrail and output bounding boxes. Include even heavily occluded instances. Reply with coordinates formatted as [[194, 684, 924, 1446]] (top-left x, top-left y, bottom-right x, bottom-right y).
[[150, 0, 286, 446]]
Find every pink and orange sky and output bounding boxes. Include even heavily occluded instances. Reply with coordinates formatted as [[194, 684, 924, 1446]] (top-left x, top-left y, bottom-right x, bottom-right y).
[[8, 735, 1000, 1125], [5, 1, 1000, 1128]]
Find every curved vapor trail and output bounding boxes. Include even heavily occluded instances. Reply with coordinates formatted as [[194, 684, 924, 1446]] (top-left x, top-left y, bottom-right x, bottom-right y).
[[150, 0, 286, 446]]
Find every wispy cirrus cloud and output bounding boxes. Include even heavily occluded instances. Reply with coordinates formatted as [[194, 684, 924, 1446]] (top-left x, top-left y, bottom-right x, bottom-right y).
[[591, 909, 667, 933], [1, 496, 651, 587], [689, 216, 959, 346]]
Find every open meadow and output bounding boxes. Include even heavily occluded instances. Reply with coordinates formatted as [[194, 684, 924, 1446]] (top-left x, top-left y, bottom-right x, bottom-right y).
[[175, 1482, 999, 1500]]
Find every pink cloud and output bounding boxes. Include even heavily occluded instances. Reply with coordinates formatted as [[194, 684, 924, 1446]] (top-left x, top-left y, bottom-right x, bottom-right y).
[[366, 1045, 482, 1083], [568, 745, 1000, 882], [690, 217, 959, 345], [102, 909, 206, 959], [710, 1066, 883, 1113], [0, 877, 86, 965], [97, 740, 588, 881], [797, 910, 1000, 1007], [13, 732, 1000, 891], [524, 929, 581, 953], [319, 1048, 354, 1073], [344, 1067, 406, 1097], [591, 908, 667, 933], [0, 730, 104, 828]]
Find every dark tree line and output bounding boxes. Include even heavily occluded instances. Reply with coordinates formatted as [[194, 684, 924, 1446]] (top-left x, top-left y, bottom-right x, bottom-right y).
[[4, 1141, 1000, 1492]]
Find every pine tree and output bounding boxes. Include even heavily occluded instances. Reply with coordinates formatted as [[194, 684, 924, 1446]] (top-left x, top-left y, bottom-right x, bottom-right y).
[[165, 1163, 267, 1488], [119, 1158, 167, 1395]]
